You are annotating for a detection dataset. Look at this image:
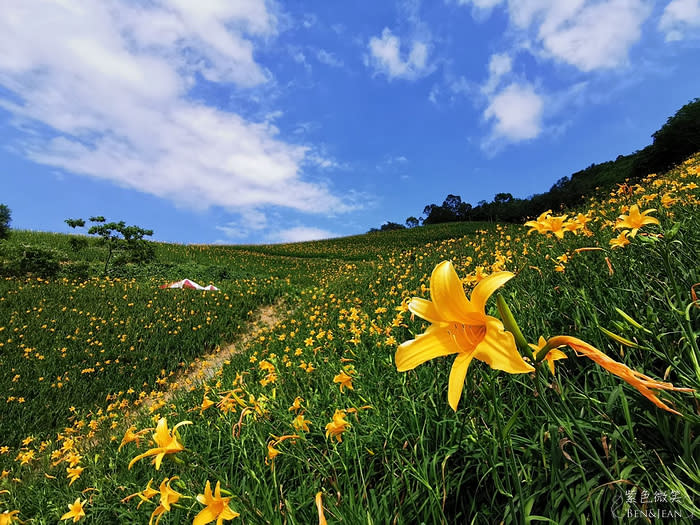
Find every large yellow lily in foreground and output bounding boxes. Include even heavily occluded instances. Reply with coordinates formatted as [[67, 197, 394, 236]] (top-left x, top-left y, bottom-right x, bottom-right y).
[[396, 261, 534, 411]]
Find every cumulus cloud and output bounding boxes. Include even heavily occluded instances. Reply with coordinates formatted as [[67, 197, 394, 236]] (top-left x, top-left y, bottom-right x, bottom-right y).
[[0, 0, 349, 214], [458, 0, 652, 72], [367, 28, 432, 80], [659, 0, 700, 41], [483, 83, 544, 145], [266, 226, 337, 243]]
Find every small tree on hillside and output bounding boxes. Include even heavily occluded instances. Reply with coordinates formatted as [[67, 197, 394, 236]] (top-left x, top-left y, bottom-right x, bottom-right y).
[[405, 216, 419, 228], [0, 204, 11, 240], [66, 216, 154, 274]]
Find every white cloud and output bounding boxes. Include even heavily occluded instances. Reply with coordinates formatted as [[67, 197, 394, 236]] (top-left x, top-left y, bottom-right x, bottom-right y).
[[316, 49, 344, 68], [0, 1, 349, 215], [483, 83, 544, 144], [291, 49, 311, 71], [266, 226, 337, 243], [367, 28, 432, 80], [216, 208, 268, 239], [659, 0, 700, 41], [455, 0, 505, 10], [458, 0, 651, 72], [535, 1, 651, 72], [482, 53, 512, 94]]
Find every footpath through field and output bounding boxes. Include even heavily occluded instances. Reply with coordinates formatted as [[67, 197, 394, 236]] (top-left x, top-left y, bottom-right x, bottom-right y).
[[138, 299, 285, 413]]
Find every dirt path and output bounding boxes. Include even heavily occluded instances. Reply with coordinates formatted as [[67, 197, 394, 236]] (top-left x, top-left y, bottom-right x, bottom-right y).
[[81, 301, 284, 452], [138, 299, 284, 412]]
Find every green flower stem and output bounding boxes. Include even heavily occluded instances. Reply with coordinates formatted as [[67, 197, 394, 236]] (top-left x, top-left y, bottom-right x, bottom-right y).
[[534, 343, 555, 364], [496, 294, 534, 361]]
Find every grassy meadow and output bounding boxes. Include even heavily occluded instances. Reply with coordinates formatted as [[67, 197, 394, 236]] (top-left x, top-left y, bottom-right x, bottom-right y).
[[0, 155, 699, 523]]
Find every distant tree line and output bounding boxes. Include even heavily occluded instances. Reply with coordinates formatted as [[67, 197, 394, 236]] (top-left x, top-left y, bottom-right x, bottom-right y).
[[369, 97, 700, 231]]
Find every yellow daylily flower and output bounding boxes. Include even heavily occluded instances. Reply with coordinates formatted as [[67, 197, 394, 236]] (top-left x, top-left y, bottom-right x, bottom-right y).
[[60, 498, 86, 523], [288, 397, 304, 412], [193, 481, 239, 525], [396, 261, 534, 411], [0, 510, 21, 525], [149, 477, 182, 525], [529, 336, 567, 375], [128, 418, 191, 470], [121, 479, 159, 508], [325, 410, 350, 442], [614, 205, 660, 237], [266, 442, 281, 463], [609, 230, 631, 249], [524, 211, 552, 235], [544, 214, 569, 239], [66, 466, 84, 486], [291, 414, 312, 432], [119, 425, 150, 451], [332, 370, 354, 392]]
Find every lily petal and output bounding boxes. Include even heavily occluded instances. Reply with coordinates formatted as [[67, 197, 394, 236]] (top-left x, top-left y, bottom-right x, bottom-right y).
[[470, 272, 515, 313], [395, 326, 459, 371], [193, 507, 218, 525], [448, 352, 474, 411], [408, 297, 444, 324], [472, 317, 534, 373], [430, 261, 477, 320]]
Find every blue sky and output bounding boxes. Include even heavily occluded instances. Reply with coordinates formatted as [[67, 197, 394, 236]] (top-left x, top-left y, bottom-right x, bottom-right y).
[[1, 0, 700, 244]]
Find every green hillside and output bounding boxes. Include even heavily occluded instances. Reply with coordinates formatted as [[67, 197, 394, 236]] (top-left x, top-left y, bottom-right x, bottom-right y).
[[0, 155, 698, 523]]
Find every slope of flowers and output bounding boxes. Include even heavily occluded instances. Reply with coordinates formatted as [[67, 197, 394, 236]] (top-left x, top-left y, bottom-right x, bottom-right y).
[[0, 155, 698, 523]]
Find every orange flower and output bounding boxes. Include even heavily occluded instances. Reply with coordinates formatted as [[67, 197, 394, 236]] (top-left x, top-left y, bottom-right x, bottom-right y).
[[0, 510, 21, 525], [121, 479, 159, 508], [119, 425, 150, 451], [547, 335, 694, 415], [288, 396, 304, 412], [66, 466, 84, 486], [292, 414, 312, 432]]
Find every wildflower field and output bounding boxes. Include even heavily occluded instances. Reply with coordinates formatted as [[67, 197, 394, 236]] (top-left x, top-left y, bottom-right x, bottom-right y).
[[1, 155, 699, 524]]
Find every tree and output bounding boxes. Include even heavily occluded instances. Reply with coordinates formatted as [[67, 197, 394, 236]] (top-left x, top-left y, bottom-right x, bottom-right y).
[[379, 222, 406, 231], [405, 216, 419, 228], [66, 216, 154, 274], [443, 194, 463, 215], [0, 204, 11, 240], [456, 202, 472, 221], [493, 192, 514, 204], [648, 97, 700, 173]]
